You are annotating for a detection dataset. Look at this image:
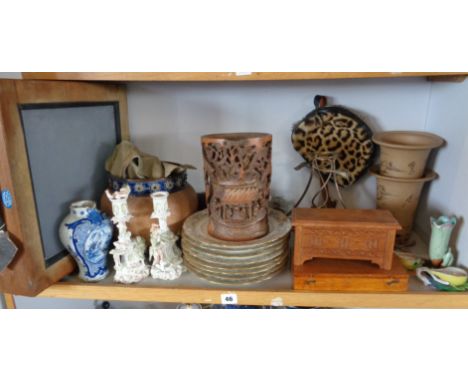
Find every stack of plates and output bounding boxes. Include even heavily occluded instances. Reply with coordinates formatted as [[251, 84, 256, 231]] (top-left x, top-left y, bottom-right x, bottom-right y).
[[182, 209, 291, 285]]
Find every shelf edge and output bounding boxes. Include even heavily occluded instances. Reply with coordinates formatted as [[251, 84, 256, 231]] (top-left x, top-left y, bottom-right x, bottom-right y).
[[21, 72, 468, 82], [37, 282, 468, 308]]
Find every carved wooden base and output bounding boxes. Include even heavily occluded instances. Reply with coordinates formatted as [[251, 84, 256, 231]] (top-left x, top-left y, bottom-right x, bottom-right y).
[[293, 256, 409, 292], [299, 254, 393, 270], [207, 217, 268, 241]]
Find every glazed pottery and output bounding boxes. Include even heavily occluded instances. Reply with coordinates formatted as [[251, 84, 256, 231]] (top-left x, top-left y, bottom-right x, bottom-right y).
[[149, 191, 185, 280], [429, 215, 456, 267], [416, 267, 468, 291], [108, 169, 188, 196], [373, 131, 444, 179], [59, 200, 112, 282], [201, 133, 272, 241], [370, 167, 437, 244], [100, 171, 198, 244], [395, 251, 425, 270]]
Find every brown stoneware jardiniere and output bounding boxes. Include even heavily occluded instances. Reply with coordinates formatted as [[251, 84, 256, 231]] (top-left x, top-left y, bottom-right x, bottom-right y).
[[100, 172, 198, 244], [370, 167, 437, 245], [373, 131, 444, 179]]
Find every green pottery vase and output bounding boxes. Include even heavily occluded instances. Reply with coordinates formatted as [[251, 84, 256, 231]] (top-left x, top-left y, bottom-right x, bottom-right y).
[[429, 215, 457, 267]]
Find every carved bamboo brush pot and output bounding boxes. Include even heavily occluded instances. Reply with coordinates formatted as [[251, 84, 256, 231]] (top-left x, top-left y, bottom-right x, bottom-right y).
[[201, 133, 272, 241]]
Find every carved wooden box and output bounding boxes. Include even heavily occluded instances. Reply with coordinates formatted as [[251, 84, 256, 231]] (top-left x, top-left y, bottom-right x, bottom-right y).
[[292, 209, 401, 270]]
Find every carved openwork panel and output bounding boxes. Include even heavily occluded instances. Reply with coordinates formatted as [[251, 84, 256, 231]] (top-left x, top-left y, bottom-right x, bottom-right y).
[[202, 133, 272, 241], [292, 208, 400, 270], [303, 229, 387, 253], [297, 228, 391, 268]]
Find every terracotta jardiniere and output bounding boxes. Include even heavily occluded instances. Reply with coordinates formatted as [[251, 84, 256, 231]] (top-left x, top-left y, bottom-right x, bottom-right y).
[[201, 133, 272, 241], [370, 168, 437, 245], [373, 131, 444, 179]]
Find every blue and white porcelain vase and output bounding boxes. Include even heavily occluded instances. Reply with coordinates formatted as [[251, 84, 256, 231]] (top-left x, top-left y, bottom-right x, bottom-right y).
[[59, 200, 113, 282]]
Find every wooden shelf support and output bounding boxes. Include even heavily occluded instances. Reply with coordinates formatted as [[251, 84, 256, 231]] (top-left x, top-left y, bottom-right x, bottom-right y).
[[3, 293, 16, 309]]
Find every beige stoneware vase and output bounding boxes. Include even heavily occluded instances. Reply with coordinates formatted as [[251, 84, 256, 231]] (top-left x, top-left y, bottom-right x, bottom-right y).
[[370, 168, 437, 244], [373, 131, 444, 179]]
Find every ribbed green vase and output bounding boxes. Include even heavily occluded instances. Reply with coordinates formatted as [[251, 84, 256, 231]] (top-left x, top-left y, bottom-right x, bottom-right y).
[[429, 216, 457, 267]]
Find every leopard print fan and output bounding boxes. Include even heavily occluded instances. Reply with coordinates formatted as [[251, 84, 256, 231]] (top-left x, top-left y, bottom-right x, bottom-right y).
[[291, 95, 375, 188]]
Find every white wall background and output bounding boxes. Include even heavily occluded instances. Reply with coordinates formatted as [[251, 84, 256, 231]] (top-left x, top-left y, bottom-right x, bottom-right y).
[[0, 72, 21, 79], [127, 78, 432, 210], [2, 75, 468, 307], [127, 78, 468, 266], [415, 80, 468, 266]]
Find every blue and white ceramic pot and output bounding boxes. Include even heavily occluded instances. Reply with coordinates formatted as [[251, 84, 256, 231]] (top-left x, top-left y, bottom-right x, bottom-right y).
[[59, 200, 113, 282], [107, 169, 189, 197]]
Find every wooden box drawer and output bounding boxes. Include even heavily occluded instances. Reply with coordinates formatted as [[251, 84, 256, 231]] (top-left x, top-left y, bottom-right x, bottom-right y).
[[293, 257, 409, 292]]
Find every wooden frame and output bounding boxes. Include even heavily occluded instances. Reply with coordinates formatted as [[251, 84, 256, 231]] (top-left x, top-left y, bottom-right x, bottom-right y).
[[0, 80, 129, 296], [21, 72, 468, 82]]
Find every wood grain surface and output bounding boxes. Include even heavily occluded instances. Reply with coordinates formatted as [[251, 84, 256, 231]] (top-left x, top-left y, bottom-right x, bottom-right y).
[[37, 273, 468, 308], [21, 72, 468, 82], [293, 257, 409, 292], [0, 79, 129, 295]]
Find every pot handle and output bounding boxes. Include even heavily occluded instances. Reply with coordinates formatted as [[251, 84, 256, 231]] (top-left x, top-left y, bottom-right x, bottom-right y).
[[416, 267, 432, 287], [314, 95, 327, 109]]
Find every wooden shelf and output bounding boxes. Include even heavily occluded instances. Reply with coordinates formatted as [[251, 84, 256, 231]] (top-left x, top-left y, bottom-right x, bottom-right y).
[[9, 75, 467, 308], [21, 72, 468, 82], [37, 269, 468, 308]]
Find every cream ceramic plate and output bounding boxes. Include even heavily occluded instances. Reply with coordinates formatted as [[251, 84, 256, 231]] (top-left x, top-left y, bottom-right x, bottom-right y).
[[184, 257, 288, 279], [183, 248, 288, 273], [181, 208, 291, 285], [183, 248, 288, 270], [182, 234, 288, 255], [183, 245, 289, 284], [182, 239, 288, 265], [182, 209, 291, 250], [185, 258, 288, 285]]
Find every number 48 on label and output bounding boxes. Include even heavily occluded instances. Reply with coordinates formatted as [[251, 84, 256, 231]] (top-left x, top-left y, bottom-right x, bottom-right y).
[[220, 293, 238, 305]]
